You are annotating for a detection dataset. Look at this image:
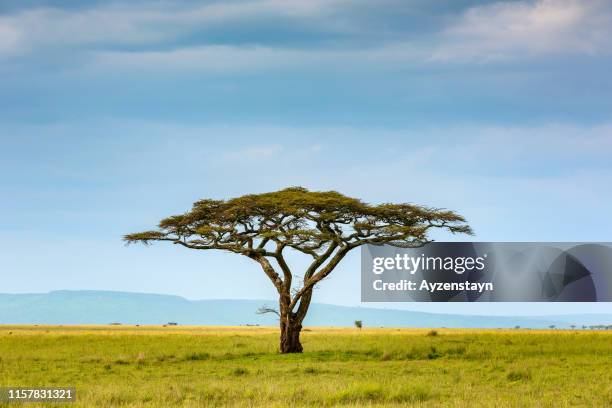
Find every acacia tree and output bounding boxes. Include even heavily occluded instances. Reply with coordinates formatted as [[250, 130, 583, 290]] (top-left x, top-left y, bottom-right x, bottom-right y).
[[124, 187, 472, 353]]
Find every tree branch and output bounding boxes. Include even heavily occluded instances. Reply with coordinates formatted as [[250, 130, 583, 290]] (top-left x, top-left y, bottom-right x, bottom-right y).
[[288, 244, 354, 312], [256, 305, 280, 318], [248, 255, 283, 293]]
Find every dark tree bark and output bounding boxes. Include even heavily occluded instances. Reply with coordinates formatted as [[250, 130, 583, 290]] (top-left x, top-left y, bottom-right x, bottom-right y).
[[278, 285, 308, 353], [280, 314, 303, 353]]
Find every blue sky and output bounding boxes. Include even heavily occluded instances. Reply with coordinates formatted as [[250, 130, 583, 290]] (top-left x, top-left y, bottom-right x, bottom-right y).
[[1, 0, 612, 315]]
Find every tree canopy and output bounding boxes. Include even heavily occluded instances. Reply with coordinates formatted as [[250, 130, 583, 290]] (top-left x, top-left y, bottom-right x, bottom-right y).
[[125, 187, 471, 251]]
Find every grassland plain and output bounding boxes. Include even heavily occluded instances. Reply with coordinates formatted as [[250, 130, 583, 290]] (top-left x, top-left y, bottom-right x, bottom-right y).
[[0, 326, 611, 407]]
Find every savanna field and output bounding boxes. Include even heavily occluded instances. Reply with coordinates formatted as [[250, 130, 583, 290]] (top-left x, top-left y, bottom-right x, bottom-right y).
[[0, 326, 611, 407]]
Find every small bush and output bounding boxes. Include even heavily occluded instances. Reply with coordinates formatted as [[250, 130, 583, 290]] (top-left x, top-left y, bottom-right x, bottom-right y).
[[427, 330, 438, 337], [184, 352, 210, 361], [231, 367, 249, 376], [427, 346, 440, 360], [507, 370, 532, 381], [157, 354, 176, 362]]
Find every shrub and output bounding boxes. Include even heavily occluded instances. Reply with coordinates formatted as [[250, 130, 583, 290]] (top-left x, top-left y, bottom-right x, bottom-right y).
[[184, 352, 210, 361], [231, 367, 249, 376], [507, 370, 532, 381], [427, 346, 440, 360]]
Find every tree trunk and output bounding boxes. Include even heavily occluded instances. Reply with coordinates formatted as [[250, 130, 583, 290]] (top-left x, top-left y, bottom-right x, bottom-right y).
[[280, 318, 303, 353], [278, 287, 313, 353]]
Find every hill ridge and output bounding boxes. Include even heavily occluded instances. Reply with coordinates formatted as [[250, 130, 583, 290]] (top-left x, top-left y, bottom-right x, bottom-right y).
[[1, 290, 611, 328]]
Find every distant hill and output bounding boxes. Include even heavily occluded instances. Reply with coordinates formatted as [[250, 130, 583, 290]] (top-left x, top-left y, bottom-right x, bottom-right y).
[[1, 290, 611, 328]]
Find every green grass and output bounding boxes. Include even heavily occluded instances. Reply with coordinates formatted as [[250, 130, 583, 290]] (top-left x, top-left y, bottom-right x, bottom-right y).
[[0, 326, 611, 407]]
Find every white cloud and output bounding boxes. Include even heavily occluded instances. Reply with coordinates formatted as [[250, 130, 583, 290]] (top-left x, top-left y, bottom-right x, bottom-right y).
[[0, 6, 169, 55], [71, 0, 612, 73], [0, 0, 349, 59], [430, 0, 612, 61], [0, 20, 21, 56], [1, 0, 611, 69]]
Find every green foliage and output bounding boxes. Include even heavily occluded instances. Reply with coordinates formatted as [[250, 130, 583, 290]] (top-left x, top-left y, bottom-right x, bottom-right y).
[[124, 186, 472, 253], [354, 320, 363, 329]]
